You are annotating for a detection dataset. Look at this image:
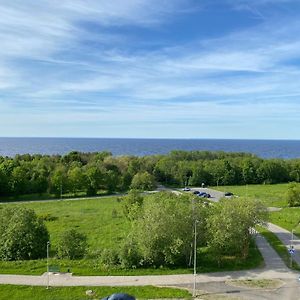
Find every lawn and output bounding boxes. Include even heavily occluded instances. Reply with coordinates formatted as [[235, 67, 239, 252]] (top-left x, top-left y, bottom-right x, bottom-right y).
[[214, 183, 289, 207], [0, 285, 191, 300], [270, 207, 300, 236], [0, 196, 263, 275]]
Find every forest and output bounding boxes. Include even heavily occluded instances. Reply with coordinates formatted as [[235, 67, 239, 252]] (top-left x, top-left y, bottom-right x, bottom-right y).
[[0, 150, 299, 198]]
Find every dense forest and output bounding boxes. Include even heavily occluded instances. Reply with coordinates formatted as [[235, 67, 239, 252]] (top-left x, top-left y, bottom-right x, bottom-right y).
[[0, 150, 300, 198]]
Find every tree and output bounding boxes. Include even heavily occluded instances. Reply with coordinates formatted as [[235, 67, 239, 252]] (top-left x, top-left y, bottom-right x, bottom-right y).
[[130, 171, 156, 191], [129, 192, 205, 267], [122, 189, 144, 220], [0, 207, 49, 261], [206, 198, 267, 264], [50, 165, 68, 197], [68, 166, 87, 195], [84, 164, 104, 196], [56, 229, 88, 259], [287, 182, 300, 207]]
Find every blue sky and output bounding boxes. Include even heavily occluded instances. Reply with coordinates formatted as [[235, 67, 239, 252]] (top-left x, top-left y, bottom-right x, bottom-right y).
[[1, 0, 300, 139]]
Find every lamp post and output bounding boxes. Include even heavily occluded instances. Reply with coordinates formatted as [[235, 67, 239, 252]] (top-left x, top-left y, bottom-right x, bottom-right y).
[[193, 220, 199, 297], [46, 241, 50, 289]]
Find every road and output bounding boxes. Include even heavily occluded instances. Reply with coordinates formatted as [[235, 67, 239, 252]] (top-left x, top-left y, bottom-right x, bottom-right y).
[[267, 222, 300, 266]]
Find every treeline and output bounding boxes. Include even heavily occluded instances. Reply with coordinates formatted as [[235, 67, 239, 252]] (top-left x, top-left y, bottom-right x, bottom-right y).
[[0, 150, 300, 197]]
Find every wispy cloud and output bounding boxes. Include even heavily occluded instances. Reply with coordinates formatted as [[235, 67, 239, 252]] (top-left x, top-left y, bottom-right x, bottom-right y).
[[1, 0, 300, 138]]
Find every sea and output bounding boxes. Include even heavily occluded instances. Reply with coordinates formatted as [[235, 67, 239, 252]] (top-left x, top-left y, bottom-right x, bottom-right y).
[[0, 137, 300, 159]]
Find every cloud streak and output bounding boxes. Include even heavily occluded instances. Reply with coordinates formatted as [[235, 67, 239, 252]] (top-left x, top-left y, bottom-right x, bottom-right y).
[[1, 0, 300, 138]]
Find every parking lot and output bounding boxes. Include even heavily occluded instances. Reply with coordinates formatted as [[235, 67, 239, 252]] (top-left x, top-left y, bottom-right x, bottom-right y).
[[186, 187, 227, 202]]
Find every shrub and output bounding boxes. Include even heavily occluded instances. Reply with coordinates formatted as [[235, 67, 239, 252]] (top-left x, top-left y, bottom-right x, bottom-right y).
[[0, 207, 49, 261], [56, 229, 87, 259], [99, 248, 120, 267]]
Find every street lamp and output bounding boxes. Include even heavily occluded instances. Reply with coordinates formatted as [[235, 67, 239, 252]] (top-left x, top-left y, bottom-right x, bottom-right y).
[[46, 241, 50, 289], [193, 220, 199, 297]]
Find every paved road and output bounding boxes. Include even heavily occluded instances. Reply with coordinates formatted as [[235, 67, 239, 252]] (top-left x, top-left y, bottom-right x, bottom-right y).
[[267, 222, 300, 266]]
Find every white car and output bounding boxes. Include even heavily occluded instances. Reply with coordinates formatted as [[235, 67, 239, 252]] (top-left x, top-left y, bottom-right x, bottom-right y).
[[182, 187, 191, 191]]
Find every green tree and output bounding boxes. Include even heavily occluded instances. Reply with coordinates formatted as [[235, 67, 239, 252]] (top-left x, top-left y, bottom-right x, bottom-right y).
[[56, 229, 88, 259], [122, 189, 144, 220], [68, 166, 86, 195], [286, 182, 300, 207], [130, 192, 204, 267], [0, 207, 49, 261], [50, 165, 68, 197], [130, 171, 156, 191], [84, 164, 104, 196], [206, 198, 267, 264]]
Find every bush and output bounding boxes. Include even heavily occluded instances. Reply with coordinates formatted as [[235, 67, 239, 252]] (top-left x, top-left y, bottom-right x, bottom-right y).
[[119, 239, 141, 269], [56, 229, 88, 259], [0, 207, 49, 261], [99, 248, 120, 267], [287, 182, 300, 207]]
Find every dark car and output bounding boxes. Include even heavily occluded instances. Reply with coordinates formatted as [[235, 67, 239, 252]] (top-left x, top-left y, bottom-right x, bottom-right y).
[[198, 192, 206, 196], [101, 293, 136, 300], [198, 192, 211, 198], [193, 190, 200, 195], [225, 192, 233, 197]]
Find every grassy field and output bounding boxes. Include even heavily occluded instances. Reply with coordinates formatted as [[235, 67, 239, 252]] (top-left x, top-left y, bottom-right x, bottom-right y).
[[0, 285, 191, 299], [214, 183, 289, 207], [270, 207, 300, 236], [0, 196, 263, 275]]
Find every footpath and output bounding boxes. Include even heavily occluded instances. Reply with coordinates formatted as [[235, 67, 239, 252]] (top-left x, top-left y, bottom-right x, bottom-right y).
[[0, 233, 296, 287], [267, 222, 300, 266]]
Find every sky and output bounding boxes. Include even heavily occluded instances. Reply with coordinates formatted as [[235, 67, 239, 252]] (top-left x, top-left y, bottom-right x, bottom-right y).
[[1, 0, 300, 139]]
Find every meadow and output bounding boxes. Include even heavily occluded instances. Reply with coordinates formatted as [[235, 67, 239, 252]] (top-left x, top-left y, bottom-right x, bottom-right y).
[[0, 195, 262, 275], [214, 183, 289, 207], [216, 183, 300, 236]]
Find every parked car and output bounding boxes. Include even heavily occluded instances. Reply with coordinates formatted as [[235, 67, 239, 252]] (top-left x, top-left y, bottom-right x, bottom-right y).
[[198, 192, 211, 198], [182, 187, 191, 191], [198, 192, 206, 196], [224, 192, 233, 197], [193, 190, 200, 195]]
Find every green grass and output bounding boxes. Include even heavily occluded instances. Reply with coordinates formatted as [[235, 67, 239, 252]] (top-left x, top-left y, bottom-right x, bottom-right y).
[[0, 285, 191, 299], [214, 184, 289, 207], [270, 208, 300, 236], [0, 196, 263, 275], [256, 226, 300, 270], [0, 190, 112, 203]]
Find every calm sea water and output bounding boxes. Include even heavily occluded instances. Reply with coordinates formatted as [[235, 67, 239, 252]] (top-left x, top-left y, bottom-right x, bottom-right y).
[[0, 137, 299, 159]]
